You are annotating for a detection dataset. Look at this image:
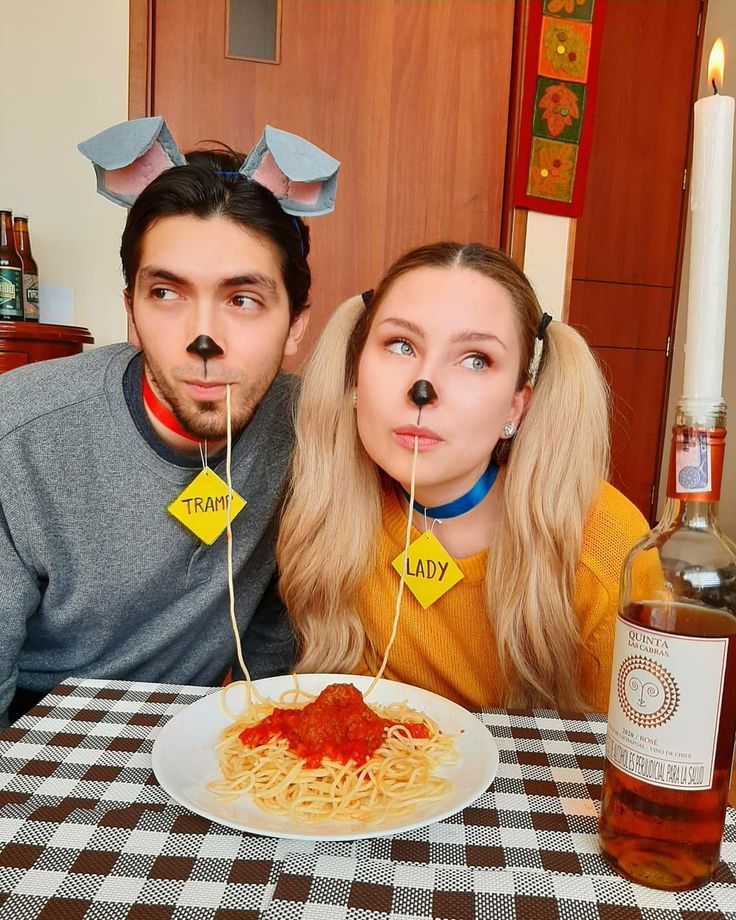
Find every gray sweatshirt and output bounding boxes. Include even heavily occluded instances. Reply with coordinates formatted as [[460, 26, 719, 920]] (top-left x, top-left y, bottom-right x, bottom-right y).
[[0, 344, 297, 725]]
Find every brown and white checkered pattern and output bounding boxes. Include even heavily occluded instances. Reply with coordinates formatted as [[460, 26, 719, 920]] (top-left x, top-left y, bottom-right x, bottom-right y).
[[0, 679, 734, 919]]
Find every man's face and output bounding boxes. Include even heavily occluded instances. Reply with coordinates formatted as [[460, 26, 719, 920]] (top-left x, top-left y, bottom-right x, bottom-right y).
[[126, 214, 307, 443]]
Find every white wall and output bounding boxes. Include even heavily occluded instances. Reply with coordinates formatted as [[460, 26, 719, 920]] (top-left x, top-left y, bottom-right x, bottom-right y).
[[658, 0, 736, 538], [0, 0, 129, 347], [523, 212, 572, 321]]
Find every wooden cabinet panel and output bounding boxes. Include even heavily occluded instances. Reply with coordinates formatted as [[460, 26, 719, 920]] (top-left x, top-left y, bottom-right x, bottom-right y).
[[573, 0, 701, 286], [594, 346, 667, 520], [569, 280, 673, 350], [0, 323, 94, 373], [0, 352, 28, 373], [150, 0, 515, 360]]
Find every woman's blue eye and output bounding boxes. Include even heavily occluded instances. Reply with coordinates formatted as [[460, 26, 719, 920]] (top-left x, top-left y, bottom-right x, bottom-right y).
[[461, 353, 488, 371], [387, 338, 414, 357]]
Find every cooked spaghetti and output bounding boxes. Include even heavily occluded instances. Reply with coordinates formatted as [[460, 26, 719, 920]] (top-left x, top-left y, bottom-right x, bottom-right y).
[[212, 388, 455, 824], [208, 681, 457, 823]]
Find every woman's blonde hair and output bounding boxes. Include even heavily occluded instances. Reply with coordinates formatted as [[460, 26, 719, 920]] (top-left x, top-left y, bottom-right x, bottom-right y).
[[277, 243, 610, 708]]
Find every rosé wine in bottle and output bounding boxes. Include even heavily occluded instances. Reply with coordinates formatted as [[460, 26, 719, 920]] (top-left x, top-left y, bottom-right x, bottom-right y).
[[599, 399, 736, 890]]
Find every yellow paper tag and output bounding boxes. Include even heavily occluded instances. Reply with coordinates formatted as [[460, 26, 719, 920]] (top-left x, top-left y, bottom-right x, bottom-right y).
[[391, 531, 464, 610], [167, 468, 246, 545]]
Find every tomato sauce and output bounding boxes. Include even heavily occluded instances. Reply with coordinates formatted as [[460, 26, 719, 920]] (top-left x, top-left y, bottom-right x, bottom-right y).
[[239, 683, 430, 768]]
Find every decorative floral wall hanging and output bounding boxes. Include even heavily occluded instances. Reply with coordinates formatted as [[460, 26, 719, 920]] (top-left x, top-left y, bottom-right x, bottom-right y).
[[514, 0, 607, 217]]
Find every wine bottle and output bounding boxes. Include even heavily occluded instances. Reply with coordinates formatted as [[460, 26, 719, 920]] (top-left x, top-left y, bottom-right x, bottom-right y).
[[599, 397, 736, 891]]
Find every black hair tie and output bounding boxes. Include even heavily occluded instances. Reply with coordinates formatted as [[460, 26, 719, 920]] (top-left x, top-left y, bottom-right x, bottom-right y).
[[536, 312, 553, 339], [361, 289, 374, 308]]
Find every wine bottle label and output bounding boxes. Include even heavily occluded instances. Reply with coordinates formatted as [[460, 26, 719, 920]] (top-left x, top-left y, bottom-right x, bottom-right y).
[[605, 616, 729, 790], [0, 267, 23, 319], [667, 426, 725, 502], [675, 430, 711, 493], [23, 273, 39, 320]]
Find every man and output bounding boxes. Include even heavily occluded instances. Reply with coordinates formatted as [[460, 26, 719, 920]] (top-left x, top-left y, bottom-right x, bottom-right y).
[[0, 148, 315, 727]]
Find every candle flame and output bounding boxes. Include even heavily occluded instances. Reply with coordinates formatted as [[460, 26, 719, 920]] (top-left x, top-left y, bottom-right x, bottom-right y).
[[708, 38, 725, 91]]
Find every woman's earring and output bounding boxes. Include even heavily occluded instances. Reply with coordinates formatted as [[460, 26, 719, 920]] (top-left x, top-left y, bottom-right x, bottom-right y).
[[503, 421, 517, 438], [352, 389, 358, 409]]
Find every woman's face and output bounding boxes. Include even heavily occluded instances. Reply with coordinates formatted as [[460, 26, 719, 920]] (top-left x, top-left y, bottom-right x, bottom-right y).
[[356, 266, 531, 505]]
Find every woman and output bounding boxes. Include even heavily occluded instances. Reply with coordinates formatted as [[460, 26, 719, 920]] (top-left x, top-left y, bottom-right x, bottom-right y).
[[277, 243, 651, 712]]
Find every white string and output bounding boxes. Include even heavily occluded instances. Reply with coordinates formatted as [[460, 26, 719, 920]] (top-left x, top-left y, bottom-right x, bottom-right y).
[[198, 439, 209, 471], [420, 506, 442, 536]]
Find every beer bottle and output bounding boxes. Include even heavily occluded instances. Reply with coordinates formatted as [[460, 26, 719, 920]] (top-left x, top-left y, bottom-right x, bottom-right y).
[[0, 210, 23, 322], [13, 216, 39, 323]]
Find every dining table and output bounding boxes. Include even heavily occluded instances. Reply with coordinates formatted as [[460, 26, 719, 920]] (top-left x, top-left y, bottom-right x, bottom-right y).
[[0, 678, 734, 920]]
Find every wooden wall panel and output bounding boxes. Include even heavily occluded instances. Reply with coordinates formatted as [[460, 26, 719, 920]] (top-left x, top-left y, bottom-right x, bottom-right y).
[[150, 0, 515, 360], [595, 347, 668, 517], [569, 280, 673, 350], [569, 0, 702, 520], [573, 0, 701, 286]]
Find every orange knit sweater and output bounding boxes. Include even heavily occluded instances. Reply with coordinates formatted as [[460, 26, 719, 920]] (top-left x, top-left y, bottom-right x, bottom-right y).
[[357, 481, 651, 713]]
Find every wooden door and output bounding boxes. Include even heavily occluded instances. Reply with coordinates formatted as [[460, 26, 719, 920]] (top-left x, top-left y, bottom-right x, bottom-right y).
[[132, 0, 515, 361], [568, 0, 703, 520]]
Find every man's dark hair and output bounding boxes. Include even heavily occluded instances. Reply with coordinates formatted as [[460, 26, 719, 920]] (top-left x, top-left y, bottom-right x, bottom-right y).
[[120, 147, 311, 318]]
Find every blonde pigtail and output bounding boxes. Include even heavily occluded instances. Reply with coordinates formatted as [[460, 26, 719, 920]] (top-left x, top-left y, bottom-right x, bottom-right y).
[[489, 320, 610, 709], [277, 296, 382, 673]]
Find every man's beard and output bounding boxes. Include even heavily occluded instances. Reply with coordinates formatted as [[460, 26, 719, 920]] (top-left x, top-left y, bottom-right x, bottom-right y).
[[145, 358, 281, 440]]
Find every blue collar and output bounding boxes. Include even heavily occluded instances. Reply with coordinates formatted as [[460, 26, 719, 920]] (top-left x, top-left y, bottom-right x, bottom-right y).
[[400, 459, 499, 519]]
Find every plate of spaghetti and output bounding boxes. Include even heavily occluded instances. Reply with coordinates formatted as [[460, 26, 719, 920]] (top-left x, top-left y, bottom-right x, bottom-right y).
[[152, 672, 499, 840]]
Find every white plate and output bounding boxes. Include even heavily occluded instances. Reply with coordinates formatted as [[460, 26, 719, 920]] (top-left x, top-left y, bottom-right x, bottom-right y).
[[152, 673, 499, 840]]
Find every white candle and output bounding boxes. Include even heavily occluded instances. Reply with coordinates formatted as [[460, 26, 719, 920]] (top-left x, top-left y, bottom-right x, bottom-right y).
[[683, 39, 735, 401]]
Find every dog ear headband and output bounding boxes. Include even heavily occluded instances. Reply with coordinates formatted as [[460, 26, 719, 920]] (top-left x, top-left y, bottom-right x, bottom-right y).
[[78, 116, 340, 216]]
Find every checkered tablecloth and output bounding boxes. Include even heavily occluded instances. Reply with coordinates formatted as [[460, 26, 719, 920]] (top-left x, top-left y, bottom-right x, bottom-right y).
[[0, 680, 734, 920]]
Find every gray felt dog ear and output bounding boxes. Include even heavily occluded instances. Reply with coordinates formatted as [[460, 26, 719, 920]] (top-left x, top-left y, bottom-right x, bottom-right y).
[[78, 116, 187, 208], [240, 126, 340, 217]]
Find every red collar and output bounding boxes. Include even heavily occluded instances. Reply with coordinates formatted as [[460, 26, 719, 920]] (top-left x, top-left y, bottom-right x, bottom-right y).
[[142, 372, 201, 443]]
